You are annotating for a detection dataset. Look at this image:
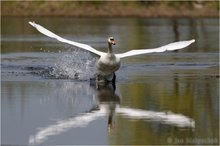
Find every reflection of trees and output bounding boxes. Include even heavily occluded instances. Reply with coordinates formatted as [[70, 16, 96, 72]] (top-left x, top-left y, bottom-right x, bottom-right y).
[[172, 19, 179, 42], [117, 20, 219, 139], [118, 74, 218, 144], [2, 16, 218, 54], [192, 77, 219, 138], [188, 18, 198, 51]]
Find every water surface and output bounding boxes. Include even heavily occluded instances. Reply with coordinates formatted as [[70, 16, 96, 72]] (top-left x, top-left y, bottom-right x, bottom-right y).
[[1, 17, 219, 145]]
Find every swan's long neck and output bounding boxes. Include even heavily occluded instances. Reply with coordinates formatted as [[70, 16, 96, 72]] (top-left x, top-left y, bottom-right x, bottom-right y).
[[108, 43, 113, 54]]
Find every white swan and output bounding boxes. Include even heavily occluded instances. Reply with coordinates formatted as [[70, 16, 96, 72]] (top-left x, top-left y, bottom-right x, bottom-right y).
[[29, 21, 195, 82]]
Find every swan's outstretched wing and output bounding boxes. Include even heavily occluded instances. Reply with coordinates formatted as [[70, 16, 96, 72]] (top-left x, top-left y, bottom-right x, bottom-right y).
[[116, 39, 195, 58], [29, 21, 105, 56]]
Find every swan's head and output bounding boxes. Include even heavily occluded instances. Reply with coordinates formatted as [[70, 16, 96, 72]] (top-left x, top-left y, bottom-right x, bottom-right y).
[[108, 37, 116, 45]]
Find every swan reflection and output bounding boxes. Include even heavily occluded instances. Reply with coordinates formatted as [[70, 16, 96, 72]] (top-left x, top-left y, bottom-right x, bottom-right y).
[[29, 82, 194, 145], [95, 83, 120, 133]]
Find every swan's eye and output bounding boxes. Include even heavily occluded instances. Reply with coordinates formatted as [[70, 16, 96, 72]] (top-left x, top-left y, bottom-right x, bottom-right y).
[[110, 38, 114, 41]]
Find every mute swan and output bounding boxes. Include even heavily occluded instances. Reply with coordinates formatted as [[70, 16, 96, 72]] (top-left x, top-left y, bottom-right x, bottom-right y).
[[29, 21, 195, 82]]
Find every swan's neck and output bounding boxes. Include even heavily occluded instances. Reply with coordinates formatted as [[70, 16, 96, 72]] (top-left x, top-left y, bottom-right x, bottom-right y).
[[108, 43, 113, 54]]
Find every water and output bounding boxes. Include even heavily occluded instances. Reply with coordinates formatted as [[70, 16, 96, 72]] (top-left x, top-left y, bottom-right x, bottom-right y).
[[1, 17, 219, 145]]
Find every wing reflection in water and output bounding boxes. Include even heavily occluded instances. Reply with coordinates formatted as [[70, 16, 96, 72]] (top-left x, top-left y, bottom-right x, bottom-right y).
[[29, 82, 120, 145], [29, 82, 194, 145], [29, 104, 108, 144], [116, 108, 195, 128]]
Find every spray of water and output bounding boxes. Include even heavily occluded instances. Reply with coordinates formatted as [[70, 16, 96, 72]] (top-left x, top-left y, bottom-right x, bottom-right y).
[[50, 49, 97, 80]]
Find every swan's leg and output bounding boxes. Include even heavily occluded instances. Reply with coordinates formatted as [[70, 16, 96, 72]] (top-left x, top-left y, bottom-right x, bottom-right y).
[[111, 73, 116, 90], [112, 73, 116, 84], [106, 73, 116, 83], [96, 73, 116, 84]]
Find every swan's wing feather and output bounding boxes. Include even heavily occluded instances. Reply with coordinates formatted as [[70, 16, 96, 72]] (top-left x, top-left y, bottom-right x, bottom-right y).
[[116, 39, 195, 58], [29, 21, 104, 56]]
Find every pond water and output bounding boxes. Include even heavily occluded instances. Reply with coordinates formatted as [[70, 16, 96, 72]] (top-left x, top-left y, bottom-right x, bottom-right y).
[[1, 17, 219, 145]]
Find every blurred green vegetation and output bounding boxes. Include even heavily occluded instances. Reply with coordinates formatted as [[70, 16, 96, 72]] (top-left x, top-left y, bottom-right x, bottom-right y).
[[1, 1, 219, 17], [1, 1, 219, 8]]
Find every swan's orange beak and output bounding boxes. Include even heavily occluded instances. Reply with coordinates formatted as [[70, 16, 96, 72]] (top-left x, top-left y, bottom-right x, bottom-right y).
[[112, 41, 116, 45]]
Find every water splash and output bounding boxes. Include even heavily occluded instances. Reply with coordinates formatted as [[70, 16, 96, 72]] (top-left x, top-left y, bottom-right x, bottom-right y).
[[50, 49, 97, 80]]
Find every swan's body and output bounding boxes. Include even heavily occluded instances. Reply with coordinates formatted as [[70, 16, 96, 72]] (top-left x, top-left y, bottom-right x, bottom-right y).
[[97, 53, 120, 77], [96, 37, 120, 81], [29, 21, 195, 82]]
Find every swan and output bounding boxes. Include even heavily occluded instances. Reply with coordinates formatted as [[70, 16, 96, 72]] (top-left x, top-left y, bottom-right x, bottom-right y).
[[29, 21, 195, 82]]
